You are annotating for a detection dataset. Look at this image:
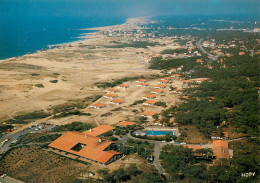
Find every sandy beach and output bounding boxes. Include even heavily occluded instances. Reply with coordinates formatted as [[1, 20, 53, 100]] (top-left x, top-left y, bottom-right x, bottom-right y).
[[0, 17, 165, 124]]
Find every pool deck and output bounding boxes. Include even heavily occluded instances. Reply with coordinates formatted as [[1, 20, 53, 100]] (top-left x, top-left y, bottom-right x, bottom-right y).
[[145, 126, 178, 131]]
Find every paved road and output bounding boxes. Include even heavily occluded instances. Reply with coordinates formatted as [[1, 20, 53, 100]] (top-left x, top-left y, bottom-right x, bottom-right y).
[[118, 133, 171, 179], [0, 124, 54, 154], [196, 39, 218, 61]]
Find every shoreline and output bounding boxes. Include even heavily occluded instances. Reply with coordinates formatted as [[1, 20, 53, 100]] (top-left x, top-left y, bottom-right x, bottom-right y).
[[0, 18, 131, 62], [0, 16, 159, 121]]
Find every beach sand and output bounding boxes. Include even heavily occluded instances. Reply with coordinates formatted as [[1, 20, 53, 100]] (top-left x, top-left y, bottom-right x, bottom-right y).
[[0, 17, 161, 123]]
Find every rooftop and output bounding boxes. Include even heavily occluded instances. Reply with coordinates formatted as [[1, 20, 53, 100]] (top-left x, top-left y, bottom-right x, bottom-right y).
[[143, 100, 157, 105], [107, 88, 119, 92], [104, 94, 118, 98], [136, 79, 147, 82], [155, 84, 166, 88], [83, 125, 115, 137], [118, 84, 129, 88], [213, 140, 229, 161], [151, 89, 164, 93], [143, 94, 156, 99], [111, 99, 124, 104], [90, 103, 106, 108], [49, 131, 120, 164], [141, 111, 158, 117]]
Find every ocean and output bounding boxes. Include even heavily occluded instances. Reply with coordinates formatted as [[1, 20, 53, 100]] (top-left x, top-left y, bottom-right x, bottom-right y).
[[0, 1, 126, 60]]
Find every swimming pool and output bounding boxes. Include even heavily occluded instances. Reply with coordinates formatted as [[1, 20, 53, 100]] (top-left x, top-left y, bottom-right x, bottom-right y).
[[146, 130, 173, 136]]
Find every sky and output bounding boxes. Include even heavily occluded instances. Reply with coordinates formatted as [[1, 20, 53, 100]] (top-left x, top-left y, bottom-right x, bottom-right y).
[[0, 0, 259, 18]]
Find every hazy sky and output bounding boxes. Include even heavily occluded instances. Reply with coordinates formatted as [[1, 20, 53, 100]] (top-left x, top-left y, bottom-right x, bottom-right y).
[[1, 0, 259, 17]]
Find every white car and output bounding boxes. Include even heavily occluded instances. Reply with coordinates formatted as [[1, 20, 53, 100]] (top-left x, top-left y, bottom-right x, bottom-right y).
[[1, 174, 7, 178]]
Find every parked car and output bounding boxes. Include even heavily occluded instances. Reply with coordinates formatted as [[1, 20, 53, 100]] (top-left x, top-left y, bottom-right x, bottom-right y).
[[1, 174, 7, 178]]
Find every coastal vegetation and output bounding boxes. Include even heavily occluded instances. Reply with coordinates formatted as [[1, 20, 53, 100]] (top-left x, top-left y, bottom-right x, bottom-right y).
[[52, 110, 91, 119], [5, 111, 51, 124], [35, 84, 44, 88], [105, 41, 159, 49], [160, 48, 188, 54], [52, 122, 94, 132], [95, 76, 141, 88], [13, 133, 62, 146], [149, 56, 201, 72], [49, 79, 58, 83]]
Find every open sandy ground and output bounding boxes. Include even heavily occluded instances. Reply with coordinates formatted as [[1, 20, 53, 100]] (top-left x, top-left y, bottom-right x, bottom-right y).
[[0, 17, 185, 130]]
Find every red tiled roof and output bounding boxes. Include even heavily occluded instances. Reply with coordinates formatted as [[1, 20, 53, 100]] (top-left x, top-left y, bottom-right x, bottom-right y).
[[104, 94, 118, 98], [83, 125, 115, 137], [172, 74, 181, 77], [182, 96, 189, 100], [162, 77, 171, 80], [111, 99, 124, 104], [223, 132, 229, 138], [180, 80, 191, 84], [159, 80, 170, 83], [90, 103, 106, 108], [137, 83, 149, 86], [118, 84, 129, 88], [213, 140, 229, 161], [143, 100, 157, 105], [154, 84, 166, 88], [117, 121, 136, 127], [136, 79, 147, 82], [143, 94, 156, 99], [151, 89, 164, 93], [175, 88, 184, 92], [107, 88, 119, 92], [49, 131, 121, 164], [141, 111, 158, 117]]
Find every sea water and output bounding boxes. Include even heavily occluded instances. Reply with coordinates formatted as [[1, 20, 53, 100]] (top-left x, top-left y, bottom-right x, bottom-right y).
[[0, 0, 126, 60]]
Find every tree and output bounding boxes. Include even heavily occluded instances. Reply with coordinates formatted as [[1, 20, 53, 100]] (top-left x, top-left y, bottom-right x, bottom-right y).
[[111, 168, 128, 182], [97, 168, 109, 182], [165, 132, 172, 142], [126, 164, 139, 176]]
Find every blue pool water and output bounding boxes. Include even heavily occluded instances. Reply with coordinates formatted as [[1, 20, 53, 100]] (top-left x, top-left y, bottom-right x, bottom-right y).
[[146, 131, 173, 136]]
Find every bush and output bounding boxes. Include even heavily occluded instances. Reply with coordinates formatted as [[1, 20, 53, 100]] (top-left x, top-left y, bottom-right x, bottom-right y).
[[49, 80, 58, 83], [53, 122, 93, 132], [35, 84, 44, 88], [6, 111, 50, 124]]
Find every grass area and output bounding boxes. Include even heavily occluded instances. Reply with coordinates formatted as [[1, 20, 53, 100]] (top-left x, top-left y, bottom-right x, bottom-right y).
[[178, 125, 210, 144], [52, 110, 91, 119], [0, 63, 43, 70], [51, 95, 102, 114], [35, 84, 44, 88], [119, 139, 154, 159], [5, 111, 51, 124], [49, 80, 58, 83], [131, 99, 146, 106], [160, 48, 188, 54], [15, 133, 62, 145], [95, 76, 141, 88], [31, 73, 40, 76], [0, 146, 88, 183]]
